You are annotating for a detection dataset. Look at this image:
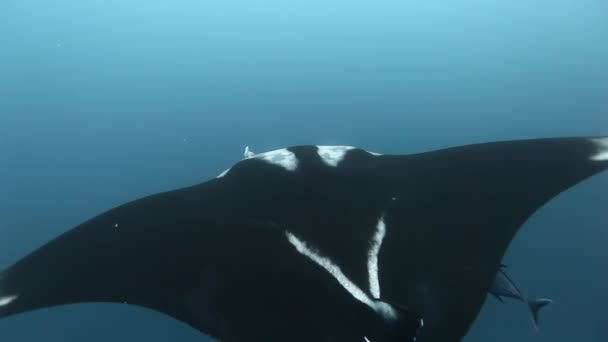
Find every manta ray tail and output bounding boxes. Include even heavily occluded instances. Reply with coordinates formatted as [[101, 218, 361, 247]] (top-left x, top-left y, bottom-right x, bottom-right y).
[[528, 298, 553, 331]]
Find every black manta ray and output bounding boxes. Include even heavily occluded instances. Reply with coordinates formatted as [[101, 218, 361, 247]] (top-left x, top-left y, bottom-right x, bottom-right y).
[[1, 136, 607, 342]]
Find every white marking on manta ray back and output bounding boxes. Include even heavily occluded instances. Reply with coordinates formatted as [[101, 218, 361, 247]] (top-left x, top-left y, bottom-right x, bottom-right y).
[[368, 216, 386, 299], [218, 146, 298, 177], [364, 337, 371, 342], [216, 168, 231, 178], [253, 148, 299, 171], [316, 146, 356, 167], [591, 137, 608, 161], [285, 231, 397, 320], [0, 295, 18, 306], [317, 145, 382, 166]]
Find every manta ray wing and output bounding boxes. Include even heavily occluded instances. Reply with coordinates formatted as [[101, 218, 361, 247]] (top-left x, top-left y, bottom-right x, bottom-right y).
[[376, 137, 608, 341]]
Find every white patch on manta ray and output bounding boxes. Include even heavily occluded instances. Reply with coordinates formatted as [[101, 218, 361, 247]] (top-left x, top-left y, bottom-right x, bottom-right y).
[[316, 146, 356, 167], [285, 231, 397, 320], [253, 148, 299, 171], [591, 137, 608, 161], [0, 295, 18, 307], [216, 168, 231, 178], [368, 216, 386, 299], [217, 147, 298, 177]]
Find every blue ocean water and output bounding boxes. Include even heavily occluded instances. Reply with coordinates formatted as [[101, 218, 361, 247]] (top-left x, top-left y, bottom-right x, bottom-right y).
[[0, 0, 607, 341]]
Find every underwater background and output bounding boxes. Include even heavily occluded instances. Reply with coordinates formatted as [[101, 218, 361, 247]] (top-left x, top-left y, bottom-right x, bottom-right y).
[[1, 0, 607, 341]]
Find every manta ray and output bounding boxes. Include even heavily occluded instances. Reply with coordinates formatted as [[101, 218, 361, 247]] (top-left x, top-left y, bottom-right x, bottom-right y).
[[1, 136, 607, 342]]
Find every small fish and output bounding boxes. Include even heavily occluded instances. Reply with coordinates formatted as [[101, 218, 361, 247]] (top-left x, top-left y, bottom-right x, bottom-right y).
[[489, 264, 553, 331], [243, 145, 255, 158]]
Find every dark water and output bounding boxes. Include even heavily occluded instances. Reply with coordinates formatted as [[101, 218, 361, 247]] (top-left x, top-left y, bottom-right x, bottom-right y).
[[1, 0, 607, 341]]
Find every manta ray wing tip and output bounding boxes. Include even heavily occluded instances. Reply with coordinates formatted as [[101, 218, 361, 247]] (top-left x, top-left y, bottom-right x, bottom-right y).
[[590, 137, 608, 161], [0, 295, 18, 307]]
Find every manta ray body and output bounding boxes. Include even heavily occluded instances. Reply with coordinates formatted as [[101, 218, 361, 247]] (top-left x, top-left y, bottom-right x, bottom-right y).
[[1, 137, 607, 342]]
